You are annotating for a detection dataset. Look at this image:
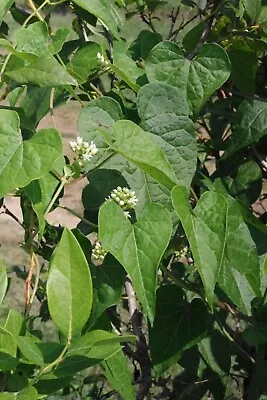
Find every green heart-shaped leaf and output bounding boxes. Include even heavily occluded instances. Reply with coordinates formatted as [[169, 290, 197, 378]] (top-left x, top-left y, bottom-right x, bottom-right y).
[[146, 41, 231, 115], [0, 110, 62, 198], [99, 200, 172, 323]]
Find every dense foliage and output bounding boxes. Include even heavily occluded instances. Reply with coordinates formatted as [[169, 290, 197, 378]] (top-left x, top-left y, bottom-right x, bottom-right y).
[[1, 0, 267, 398]]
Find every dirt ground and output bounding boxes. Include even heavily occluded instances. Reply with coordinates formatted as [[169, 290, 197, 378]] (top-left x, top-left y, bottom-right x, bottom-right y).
[[0, 102, 85, 268]]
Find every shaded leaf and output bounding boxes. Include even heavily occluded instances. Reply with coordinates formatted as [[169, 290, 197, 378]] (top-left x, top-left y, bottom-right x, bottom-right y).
[[150, 285, 208, 369], [172, 186, 228, 307], [0, 310, 24, 357]]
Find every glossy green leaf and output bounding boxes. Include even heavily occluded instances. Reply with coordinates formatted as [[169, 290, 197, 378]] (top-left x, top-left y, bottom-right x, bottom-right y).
[[137, 82, 197, 188], [71, 0, 120, 38], [6, 55, 77, 87], [99, 200, 172, 323], [225, 100, 267, 156], [0, 310, 24, 357], [47, 229, 93, 339], [0, 110, 62, 198], [69, 42, 101, 83], [0, 262, 7, 305], [67, 330, 135, 357], [111, 41, 144, 91], [244, 0, 261, 21], [218, 259, 257, 314], [102, 347, 135, 400], [16, 336, 44, 366], [172, 186, 228, 307], [0, 386, 38, 400], [55, 330, 134, 377], [0, 0, 14, 23], [146, 41, 230, 114], [99, 120, 178, 190], [149, 285, 208, 369]]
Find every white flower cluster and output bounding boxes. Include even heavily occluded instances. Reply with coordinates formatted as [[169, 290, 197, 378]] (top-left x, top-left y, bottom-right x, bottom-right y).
[[97, 52, 109, 68], [69, 136, 98, 165], [92, 240, 107, 262], [175, 246, 189, 260], [109, 186, 138, 216]]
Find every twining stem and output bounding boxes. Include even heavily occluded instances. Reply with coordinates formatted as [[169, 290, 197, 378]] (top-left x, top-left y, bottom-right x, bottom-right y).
[[24, 252, 35, 315], [27, 0, 45, 21], [44, 177, 68, 219], [58, 205, 98, 229], [24, 0, 50, 25]]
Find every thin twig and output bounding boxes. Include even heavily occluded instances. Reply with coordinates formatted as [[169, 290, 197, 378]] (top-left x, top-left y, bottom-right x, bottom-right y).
[[167, 7, 180, 40], [1, 205, 23, 227], [27, 0, 44, 21]]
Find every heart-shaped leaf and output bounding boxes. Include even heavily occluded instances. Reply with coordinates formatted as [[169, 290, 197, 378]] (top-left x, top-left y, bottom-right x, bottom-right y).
[[137, 82, 197, 187], [149, 285, 208, 369], [0, 110, 62, 198], [99, 200, 172, 323], [146, 41, 230, 115]]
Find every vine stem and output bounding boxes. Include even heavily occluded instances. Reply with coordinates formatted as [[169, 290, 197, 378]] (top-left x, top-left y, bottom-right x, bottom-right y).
[[31, 339, 71, 384], [27, 0, 45, 21], [58, 205, 98, 229], [44, 177, 67, 219], [50, 87, 57, 129]]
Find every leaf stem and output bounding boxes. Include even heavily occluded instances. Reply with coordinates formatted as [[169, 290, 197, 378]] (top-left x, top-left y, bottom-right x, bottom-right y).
[[31, 339, 71, 384], [24, 0, 49, 25], [58, 205, 98, 229], [44, 177, 67, 219]]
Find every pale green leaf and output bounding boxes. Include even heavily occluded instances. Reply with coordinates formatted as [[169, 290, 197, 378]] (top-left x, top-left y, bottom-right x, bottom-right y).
[[102, 347, 135, 400], [0, 0, 14, 23], [99, 120, 178, 190], [0, 310, 24, 357], [0, 386, 38, 400], [6, 55, 77, 87], [47, 229, 93, 339], [0, 110, 62, 198], [69, 42, 101, 83], [137, 82, 197, 187], [146, 41, 230, 115], [16, 336, 44, 366], [99, 201, 172, 323]]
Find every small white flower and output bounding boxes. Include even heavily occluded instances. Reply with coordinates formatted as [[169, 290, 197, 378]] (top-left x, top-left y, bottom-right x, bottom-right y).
[[69, 136, 98, 166], [108, 186, 138, 218], [97, 51, 109, 68], [92, 240, 107, 263]]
